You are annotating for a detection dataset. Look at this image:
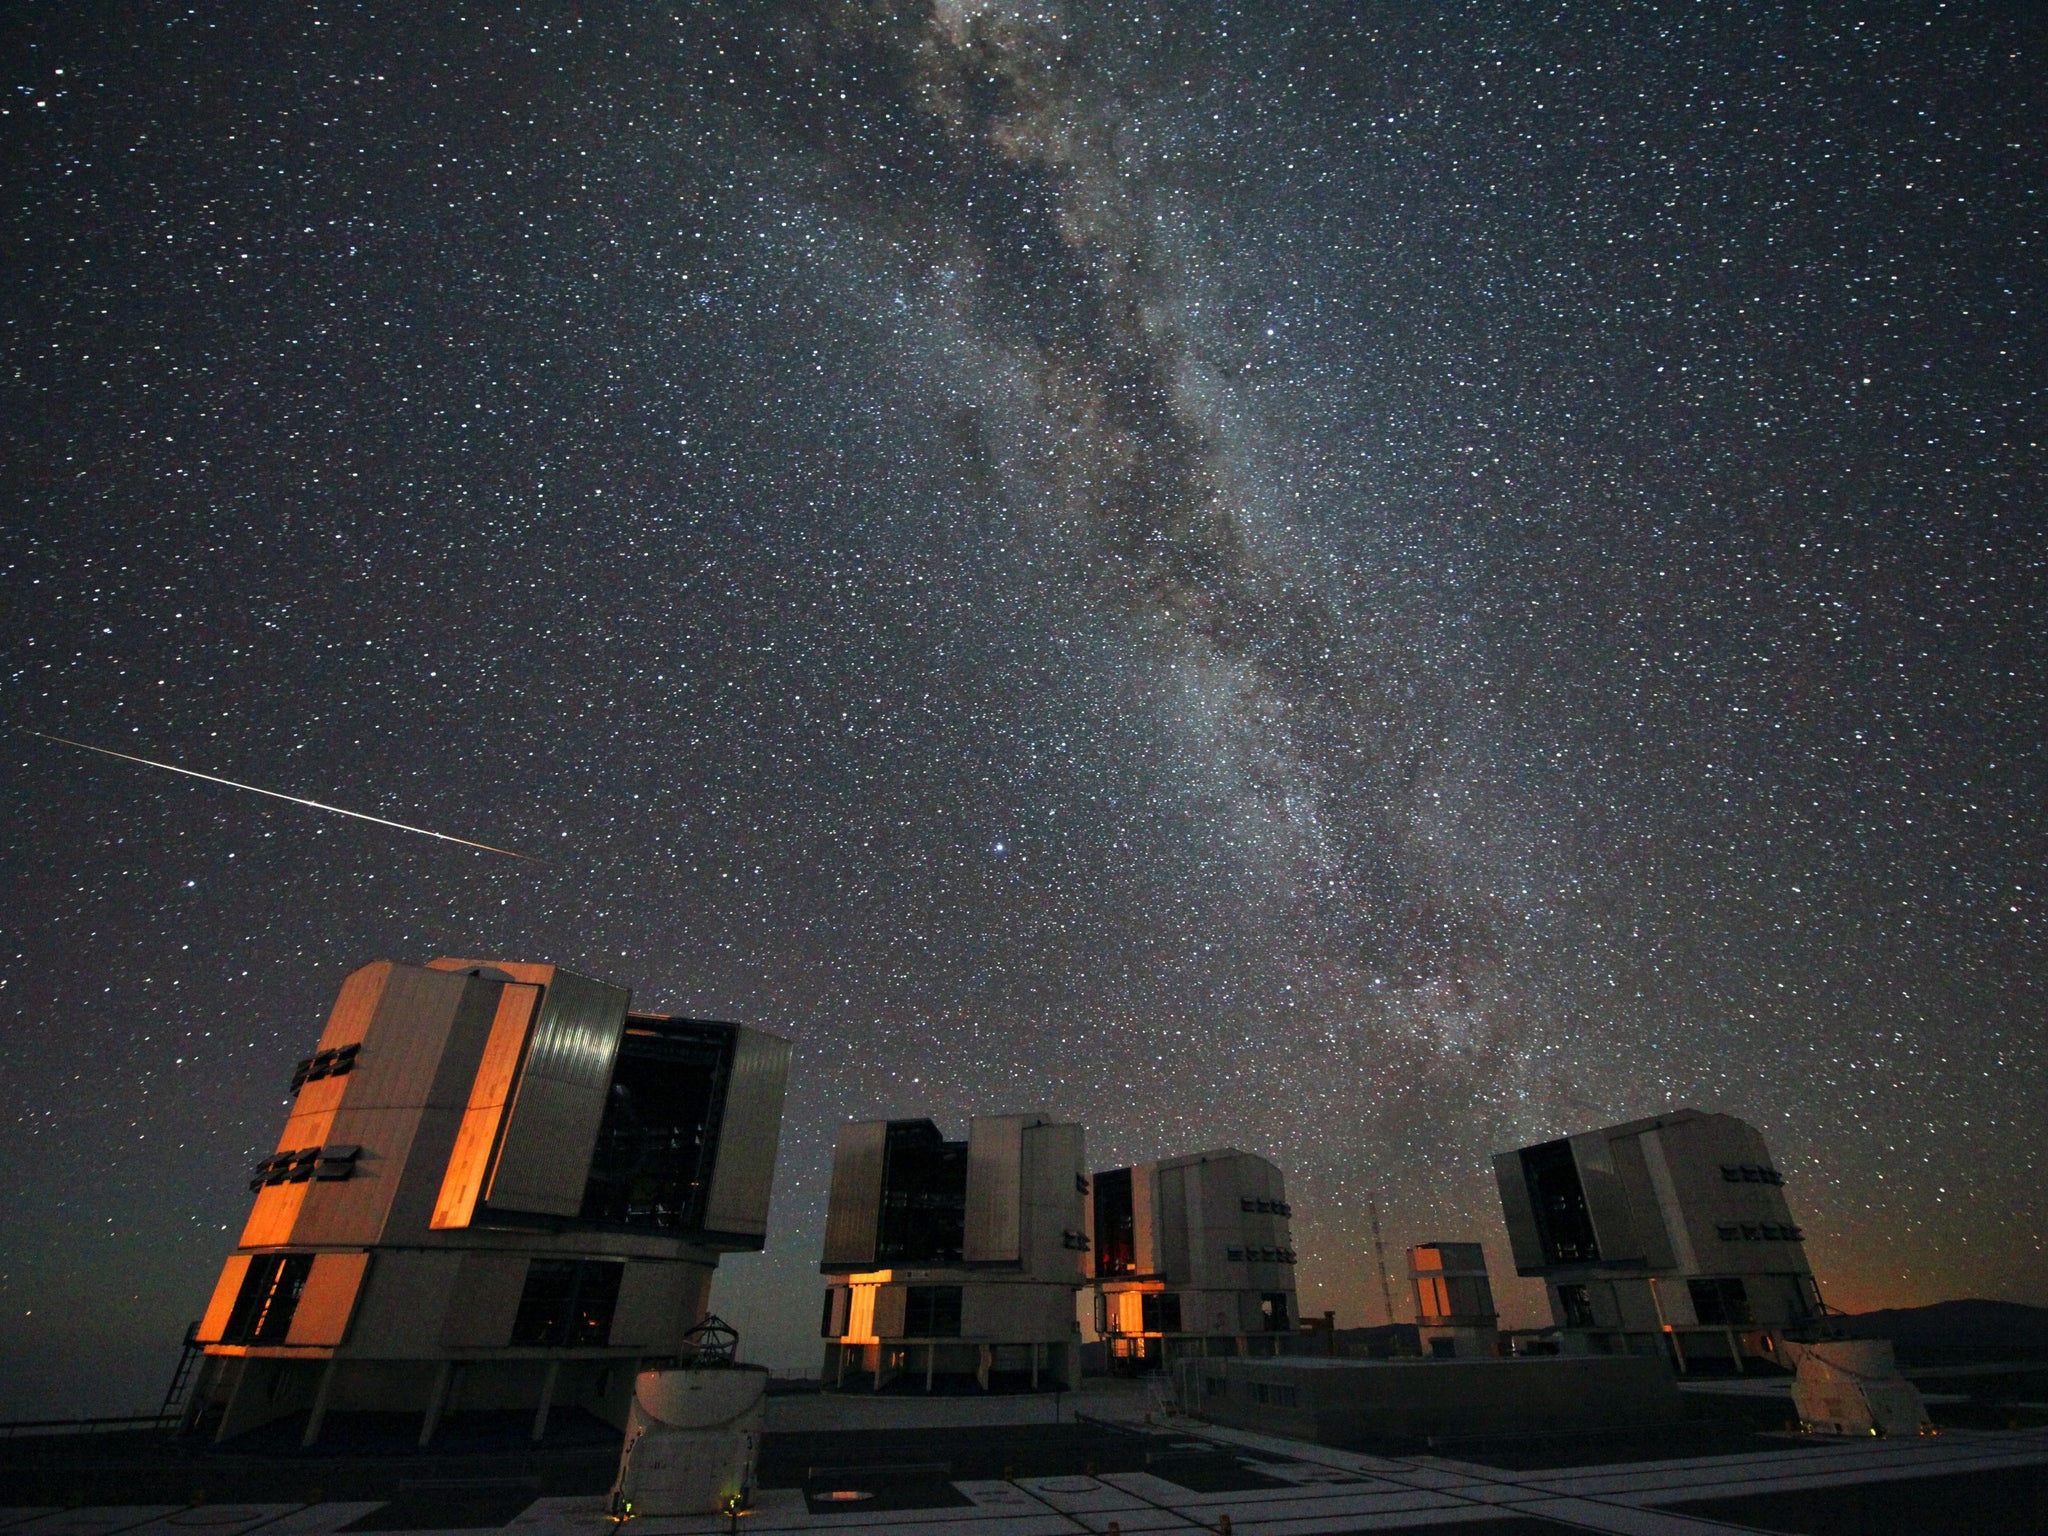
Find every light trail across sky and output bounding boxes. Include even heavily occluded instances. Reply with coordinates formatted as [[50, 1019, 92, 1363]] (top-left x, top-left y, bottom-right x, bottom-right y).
[[26, 730, 533, 859]]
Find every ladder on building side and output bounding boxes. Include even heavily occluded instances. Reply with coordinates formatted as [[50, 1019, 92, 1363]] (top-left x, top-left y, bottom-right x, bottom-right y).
[[1368, 1199, 1399, 1326], [160, 1321, 202, 1418]]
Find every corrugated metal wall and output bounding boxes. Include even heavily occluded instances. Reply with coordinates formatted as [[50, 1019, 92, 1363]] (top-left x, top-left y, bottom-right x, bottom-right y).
[[821, 1120, 888, 1269], [701, 1026, 791, 1242], [482, 969, 630, 1217]]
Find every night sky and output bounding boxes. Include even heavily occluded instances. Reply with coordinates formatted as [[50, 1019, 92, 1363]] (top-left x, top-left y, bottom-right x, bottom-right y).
[[3, 2, 2042, 1418]]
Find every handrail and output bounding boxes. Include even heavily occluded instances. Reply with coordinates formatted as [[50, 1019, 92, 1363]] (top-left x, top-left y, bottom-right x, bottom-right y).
[[0, 1412, 183, 1439]]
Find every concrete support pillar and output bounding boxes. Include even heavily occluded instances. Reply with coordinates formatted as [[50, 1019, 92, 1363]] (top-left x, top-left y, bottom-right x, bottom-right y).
[[1728, 1329, 1745, 1374], [419, 1361, 454, 1447], [531, 1359, 561, 1443], [1031, 1342, 1041, 1390], [302, 1359, 339, 1448], [925, 1342, 936, 1393], [977, 1345, 992, 1391], [834, 1344, 847, 1390], [212, 1359, 253, 1445]]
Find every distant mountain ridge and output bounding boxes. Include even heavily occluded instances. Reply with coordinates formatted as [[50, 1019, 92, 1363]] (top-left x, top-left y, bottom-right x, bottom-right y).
[[1839, 1299, 2048, 1362]]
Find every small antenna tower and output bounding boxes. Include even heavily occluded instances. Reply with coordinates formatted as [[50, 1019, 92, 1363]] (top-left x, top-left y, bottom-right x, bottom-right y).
[[1368, 1196, 1398, 1325]]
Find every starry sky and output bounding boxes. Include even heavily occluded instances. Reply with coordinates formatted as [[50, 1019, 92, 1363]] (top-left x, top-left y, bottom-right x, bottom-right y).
[[2, 1, 2043, 1418]]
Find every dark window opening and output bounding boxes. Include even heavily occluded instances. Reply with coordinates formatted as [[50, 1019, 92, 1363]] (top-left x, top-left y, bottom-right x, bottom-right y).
[[1557, 1283, 1595, 1328], [510, 1258, 624, 1346], [1094, 1166, 1136, 1277], [580, 1018, 734, 1234], [876, 1121, 968, 1265], [1140, 1292, 1182, 1334], [902, 1285, 962, 1337], [1522, 1140, 1600, 1264], [222, 1254, 315, 1344], [1688, 1277, 1753, 1326], [1260, 1293, 1290, 1333], [820, 1289, 840, 1339]]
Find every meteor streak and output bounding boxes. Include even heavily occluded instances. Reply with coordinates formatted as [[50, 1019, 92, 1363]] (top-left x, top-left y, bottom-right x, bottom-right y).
[[27, 730, 534, 859]]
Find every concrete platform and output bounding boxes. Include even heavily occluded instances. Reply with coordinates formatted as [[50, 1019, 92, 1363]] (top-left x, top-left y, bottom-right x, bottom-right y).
[[7, 1381, 2048, 1535], [1175, 1356, 1683, 1448]]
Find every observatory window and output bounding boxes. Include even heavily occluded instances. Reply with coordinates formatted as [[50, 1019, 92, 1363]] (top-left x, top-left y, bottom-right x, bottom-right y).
[[902, 1285, 962, 1338], [1093, 1166, 1136, 1277], [876, 1121, 969, 1265], [221, 1253, 315, 1344], [820, 1288, 850, 1339], [1521, 1140, 1600, 1264], [1687, 1277, 1753, 1326], [1140, 1292, 1183, 1334], [580, 1018, 734, 1234], [1260, 1293, 1291, 1332], [1556, 1284, 1595, 1329], [510, 1258, 624, 1347]]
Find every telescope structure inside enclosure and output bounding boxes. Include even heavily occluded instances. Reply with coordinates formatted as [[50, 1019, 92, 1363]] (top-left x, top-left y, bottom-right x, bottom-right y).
[[185, 958, 790, 1444], [1090, 1149, 1301, 1371], [818, 1114, 1088, 1391], [1496, 1108, 1822, 1372]]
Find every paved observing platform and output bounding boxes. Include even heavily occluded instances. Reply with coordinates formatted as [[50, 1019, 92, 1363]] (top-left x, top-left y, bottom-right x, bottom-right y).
[[6, 1378, 2047, 1536]]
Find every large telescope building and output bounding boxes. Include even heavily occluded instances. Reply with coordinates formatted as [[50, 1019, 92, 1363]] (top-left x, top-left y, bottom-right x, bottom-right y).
[[186, 958, 790, 1444], [1089, 1148, 1300, 1371], [818, 1114, 1088, 1391], [1495, 1108, 1822, 1372]]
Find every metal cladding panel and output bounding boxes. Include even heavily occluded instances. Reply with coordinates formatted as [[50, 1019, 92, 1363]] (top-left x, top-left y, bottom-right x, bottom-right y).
[[1658, 1113, 1812, 1279], [304, 1248, 438, 1356], [318, 961, 396, 1051], [1156, 1164, 1191, 1283], [1569, 1130, 1644, 1264], [1020, 1120, 1086, 1279], [964, 1115, 1032, 1264], [240, 1172, 313, 1249], [821, 1120, 888, 1269], [961, 1282, 1078, 1343], [238, 964, 395, 1248], [436, 1252, 529, 1348], [284, 1252, 370, 1346], [1131, 1162, 1159, 1276], [296, 965, 500, 1247], [1493, 1151, 1546, 1274], [431, 982, 544, 1229], [1608, 1131, 1676, 1269], [872, 1283, 908, 1338], [483, 969, 631, 1217], [610, 1261, 692, 1350], [196, 1254, 253, 1344], [700, 1026, 791, 1243]]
